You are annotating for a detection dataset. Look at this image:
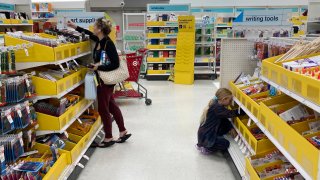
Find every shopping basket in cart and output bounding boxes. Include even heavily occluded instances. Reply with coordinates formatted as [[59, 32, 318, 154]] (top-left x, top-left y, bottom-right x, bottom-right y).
[[113, 51, 152, 105]]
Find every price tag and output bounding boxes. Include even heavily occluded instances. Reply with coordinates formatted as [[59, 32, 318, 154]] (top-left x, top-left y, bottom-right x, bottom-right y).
[[238, 107, 241, 114], [17, 109, 22, 118], [35, 124, 39, 129], [28, 130, 32, 142], [234, 135, 239, 142], [26, 105, 30, 114], [24, 48, 29, 56], [238, 139, 242, 146], [7, 115, 13, 124], [77, 118, 83, 124], [25, 79, 30, 87], [247, 118, 252, 127], [20, 138, 24, 146], [239, 142, 244, 150], [241, 146, 247, 154], [64, 131, 69, 138], [93, 75, 98, 87]]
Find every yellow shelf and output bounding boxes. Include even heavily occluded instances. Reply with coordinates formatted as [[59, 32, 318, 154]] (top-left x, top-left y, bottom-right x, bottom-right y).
[[147, 57, 175, 63], [0, 19, 33, 25], [36, 99, 91, 132], [261, 54, 320, 108], [31, 143, 69, 180], [245, 150, 289, 180], [5, 34, 91, 62], [260, 95, 320, 179], [147, 33, 177, 39], [146, 21, 178, 27], [234, 117, 274, 154], [147, 70, 171, 75], [32, 68, 86, 97], [147, 44, 176, 49]]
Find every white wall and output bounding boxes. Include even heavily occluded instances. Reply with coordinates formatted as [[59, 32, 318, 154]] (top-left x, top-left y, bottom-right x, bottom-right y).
[[170, 0, 308, 7]]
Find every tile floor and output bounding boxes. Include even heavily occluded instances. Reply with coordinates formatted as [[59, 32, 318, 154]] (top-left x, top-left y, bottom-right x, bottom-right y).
[[78, 80, 238, 180]]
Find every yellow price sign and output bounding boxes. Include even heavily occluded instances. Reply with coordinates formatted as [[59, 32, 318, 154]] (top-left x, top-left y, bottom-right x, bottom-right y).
[[178, 16, 195, 32]]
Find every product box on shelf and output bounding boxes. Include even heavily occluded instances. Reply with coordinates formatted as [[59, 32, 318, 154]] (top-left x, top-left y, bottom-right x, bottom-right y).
[[234, 117, 274, 154], [53, 133, 89, 164], [146, 45, 176, 50], [4, 34, 91, 62], [259, 95, 320, 179], [31, 143, 69, 180], [147, 57, 175, 63], [262, 53, 320, 106], [32, 68, 87, 96], [36, 98, 89, 131], [147, 70, 171, 75]]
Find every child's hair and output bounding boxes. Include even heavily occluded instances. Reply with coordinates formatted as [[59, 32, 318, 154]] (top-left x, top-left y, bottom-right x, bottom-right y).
[[200, 88, 233, 126]]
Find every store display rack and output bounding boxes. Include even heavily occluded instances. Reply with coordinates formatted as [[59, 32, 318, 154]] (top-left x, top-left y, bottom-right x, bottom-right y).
[[36, 100, 94, 136], [59, 125, 104, 180]]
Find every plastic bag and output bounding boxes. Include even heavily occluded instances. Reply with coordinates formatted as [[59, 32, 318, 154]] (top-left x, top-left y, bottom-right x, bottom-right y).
[[84, 71, 97, 100]]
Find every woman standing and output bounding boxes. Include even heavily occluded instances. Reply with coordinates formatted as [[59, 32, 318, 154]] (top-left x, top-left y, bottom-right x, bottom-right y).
[[67, 18, 131, 148]]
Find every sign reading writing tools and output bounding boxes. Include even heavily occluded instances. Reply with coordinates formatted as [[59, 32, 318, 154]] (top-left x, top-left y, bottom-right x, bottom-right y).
[[233, 9, 292, 26]]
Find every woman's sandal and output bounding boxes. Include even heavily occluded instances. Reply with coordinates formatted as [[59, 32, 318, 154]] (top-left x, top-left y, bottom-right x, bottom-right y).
[[91, 141, 116, 148], [116, 133, 132, 143]]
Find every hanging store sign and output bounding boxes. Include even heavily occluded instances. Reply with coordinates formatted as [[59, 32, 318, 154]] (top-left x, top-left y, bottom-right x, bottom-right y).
[[57, 12, 104, 29], [147, 4, 190, 13], [0, 3, 14, 11], [233, 9, 292, 26]]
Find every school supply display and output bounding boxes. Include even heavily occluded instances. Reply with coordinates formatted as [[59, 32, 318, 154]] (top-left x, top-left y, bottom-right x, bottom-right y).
[[67, 109, 99, 136], [276, 37, 320, 63], [34, 98, 68, 117], [7, 32, 61, 48], [241, 83, 268, 96], [0, 48, 16, 74], [0, 133, 24, 164], [45, 28, 90, 43], [0, 101, 35, 134]]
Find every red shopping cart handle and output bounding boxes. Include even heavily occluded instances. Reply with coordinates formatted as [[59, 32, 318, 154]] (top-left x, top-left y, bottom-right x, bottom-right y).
[[137, 48, 148, 53]]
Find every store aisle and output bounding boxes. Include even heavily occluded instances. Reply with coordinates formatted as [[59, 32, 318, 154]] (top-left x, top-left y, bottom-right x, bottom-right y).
[[78, 80, 237, 180]]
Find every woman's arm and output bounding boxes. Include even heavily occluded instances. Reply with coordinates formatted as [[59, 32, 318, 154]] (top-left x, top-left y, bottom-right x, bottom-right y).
[[97, 40, 120, 71], [75, 26, 99, 42], [67, 20, 99, 42], [212, 105, 241, 119]]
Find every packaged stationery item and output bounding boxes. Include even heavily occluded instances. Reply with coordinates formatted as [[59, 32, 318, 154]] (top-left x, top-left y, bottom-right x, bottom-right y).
[[0, 133, 24, 164], [279, 104, 311, 122]]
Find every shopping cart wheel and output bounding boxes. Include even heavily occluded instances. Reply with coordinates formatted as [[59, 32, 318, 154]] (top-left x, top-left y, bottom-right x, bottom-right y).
[[145, 99, 152, 105]]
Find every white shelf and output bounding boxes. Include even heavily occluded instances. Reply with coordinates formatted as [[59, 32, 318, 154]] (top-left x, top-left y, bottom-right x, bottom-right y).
[[125, 40, 145, 42], [194, 67, 214, 74], [36, 80, 84, 100], [16, 51, 91, 70], [260, 76, 320, 113], [233, 97, 313, 180], [59, 125, 103, 180], [229, 120, 255, 155], [124, 30, 145, 32], [216, 25, 233, 28], [225, 135, 248, 179], [36, 100, 94, 136], [195, 42, 214, 45], [147, 62, 175, 64]]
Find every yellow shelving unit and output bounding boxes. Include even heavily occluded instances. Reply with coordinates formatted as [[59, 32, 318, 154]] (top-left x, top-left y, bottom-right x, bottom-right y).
[[230, 79, 316, 180]]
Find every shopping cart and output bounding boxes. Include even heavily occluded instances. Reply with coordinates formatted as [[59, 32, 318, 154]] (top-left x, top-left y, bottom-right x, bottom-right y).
[[113, 49, 152, 105]]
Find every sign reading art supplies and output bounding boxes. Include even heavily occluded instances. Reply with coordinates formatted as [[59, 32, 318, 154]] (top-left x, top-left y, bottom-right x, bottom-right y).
[[178, 16, 195, 32], [57, 12, 104, 30], [233, 9, 292, 26]]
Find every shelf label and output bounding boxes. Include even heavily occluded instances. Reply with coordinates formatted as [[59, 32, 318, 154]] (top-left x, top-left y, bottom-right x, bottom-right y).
[[165, 22, 178, 26], [166, 45, 176, 49], [165, 34, 177, 38], [21, 20, 28, 24], [178, 16, 195, 32], [0, 20, 3, 24], [147, 4, 190, 13]]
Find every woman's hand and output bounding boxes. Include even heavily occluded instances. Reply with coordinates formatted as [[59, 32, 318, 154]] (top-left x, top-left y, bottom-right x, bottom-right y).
[[67, 21, 77, 29], [90, 63, 99, 71]]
